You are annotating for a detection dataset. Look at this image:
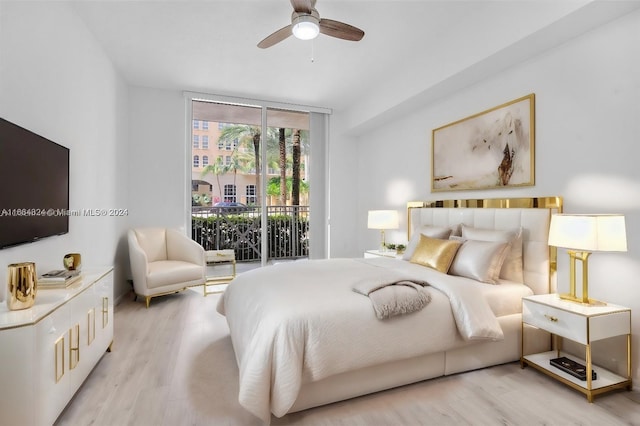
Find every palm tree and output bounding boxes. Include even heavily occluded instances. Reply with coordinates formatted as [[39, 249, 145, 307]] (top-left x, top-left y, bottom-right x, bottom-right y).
[[215, 124, 310, 206], [217, 125, 286, 205], [225, 150, 250, 201], [200, 156, 226, 202], [217, 125, 262, 204], [292, 129, 301, 206]]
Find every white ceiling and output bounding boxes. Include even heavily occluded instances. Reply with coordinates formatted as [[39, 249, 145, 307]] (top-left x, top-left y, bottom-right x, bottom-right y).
[[71, 0, 640, 117]]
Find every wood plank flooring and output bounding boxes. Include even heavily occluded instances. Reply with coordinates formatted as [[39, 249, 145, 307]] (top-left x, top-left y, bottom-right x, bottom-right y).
[[55, 287, 640, 426]]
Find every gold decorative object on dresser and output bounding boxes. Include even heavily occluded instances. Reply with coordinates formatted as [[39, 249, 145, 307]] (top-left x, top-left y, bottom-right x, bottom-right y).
[[521, 294, 632, 402], [63, 252, 82, 271], [0, 267, 113, 426], [7, 261, 37, 310]]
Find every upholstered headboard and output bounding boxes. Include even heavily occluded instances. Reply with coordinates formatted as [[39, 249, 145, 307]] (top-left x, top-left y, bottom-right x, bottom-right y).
[[407, 197, 563, 295]]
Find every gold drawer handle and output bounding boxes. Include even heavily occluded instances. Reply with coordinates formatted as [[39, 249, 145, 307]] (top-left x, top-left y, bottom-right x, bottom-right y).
[[102, 297, 109, 328], [69, 324, 80, 370], [544, 314, 558, 322], [88, 308, 96, 345], [55, 335, 65, 383]]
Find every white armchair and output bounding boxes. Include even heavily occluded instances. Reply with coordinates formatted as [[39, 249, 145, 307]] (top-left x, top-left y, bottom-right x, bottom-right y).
[[128, 227, 206, 308]]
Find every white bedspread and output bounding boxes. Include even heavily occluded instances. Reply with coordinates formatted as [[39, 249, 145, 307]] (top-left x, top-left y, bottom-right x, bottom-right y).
[[217, 257, 504, 423]]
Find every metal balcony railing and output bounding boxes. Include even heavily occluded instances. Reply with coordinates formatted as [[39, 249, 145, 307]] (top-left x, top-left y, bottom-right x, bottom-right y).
[[191, 205, 309, 262]]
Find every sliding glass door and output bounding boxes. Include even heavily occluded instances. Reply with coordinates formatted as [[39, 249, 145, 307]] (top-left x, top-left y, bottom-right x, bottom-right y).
[[189, 99, 314, 267]]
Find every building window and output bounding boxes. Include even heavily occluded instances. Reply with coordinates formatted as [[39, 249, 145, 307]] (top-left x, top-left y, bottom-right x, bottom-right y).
[[202, 121, 209, 130], [225, 141, 232, 151], [225, 156, 231, 165], [202, 135, 209, 149], [224, 184, 237, 203], [202, 155, 209, 166], [218, 140, 224, 150], [193, 155, 200, 167], [193, 120, 200, 129], [193, 135, 199, 149], [246, 185, 256, 205]]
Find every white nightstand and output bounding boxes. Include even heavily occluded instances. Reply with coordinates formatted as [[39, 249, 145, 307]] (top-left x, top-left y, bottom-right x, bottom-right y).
[[521, 294, 632, 402], [364, 249, 404, 259]]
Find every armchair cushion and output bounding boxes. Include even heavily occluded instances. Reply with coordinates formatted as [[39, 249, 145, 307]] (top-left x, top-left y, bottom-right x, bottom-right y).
[[133, 228, 167, 262], [147, 260, 205, 289]]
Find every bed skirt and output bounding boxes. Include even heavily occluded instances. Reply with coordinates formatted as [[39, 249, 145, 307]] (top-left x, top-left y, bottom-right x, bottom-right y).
[[289, 314, 550, 414]]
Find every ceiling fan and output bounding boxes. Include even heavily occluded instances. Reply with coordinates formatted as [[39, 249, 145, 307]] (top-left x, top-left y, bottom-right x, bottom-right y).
[[258, 0, 365, 49]]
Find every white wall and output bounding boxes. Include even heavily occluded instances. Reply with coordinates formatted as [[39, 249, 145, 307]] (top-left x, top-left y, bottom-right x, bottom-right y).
[[0, 2, 130, 300], [127, 87, 189, 232], [338, 8, 640, 384]]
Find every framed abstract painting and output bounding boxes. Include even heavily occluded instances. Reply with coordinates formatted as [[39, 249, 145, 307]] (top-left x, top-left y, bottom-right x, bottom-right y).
[[432, 93, 535, 192]]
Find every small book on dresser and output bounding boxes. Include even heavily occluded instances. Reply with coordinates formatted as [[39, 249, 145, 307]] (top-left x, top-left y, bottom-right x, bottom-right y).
[[38, 269, 82, 288]]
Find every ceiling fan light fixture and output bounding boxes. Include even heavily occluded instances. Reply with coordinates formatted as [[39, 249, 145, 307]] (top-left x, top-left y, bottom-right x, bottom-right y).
[[292, 15, 319, 40]]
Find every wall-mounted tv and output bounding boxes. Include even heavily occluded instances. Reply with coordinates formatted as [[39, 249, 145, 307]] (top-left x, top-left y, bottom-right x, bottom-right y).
[[0, 117, 70, 249]]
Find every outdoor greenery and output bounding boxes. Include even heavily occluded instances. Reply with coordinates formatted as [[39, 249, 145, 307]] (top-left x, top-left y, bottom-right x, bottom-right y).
[[199, 124, 309, 206], [266, 176, 309, 197], [192, 213, 309, 261]]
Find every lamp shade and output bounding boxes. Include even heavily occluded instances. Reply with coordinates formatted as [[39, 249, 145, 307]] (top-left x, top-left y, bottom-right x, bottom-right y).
[[367, 210, 399, 230], [548, 214, 627, 252]]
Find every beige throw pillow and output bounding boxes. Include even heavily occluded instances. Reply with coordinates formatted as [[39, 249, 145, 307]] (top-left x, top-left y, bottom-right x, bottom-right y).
[[449, 239, 510, 284], [410, 235, 462, 273], [461, 225, 524, 283]]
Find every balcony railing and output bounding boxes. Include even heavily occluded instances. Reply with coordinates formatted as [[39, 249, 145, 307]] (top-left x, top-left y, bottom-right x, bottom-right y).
[[191, 206, 309, 262]]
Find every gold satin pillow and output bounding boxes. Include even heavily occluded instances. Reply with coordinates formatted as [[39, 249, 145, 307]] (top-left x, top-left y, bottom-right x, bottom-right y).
[[410, 235, 462, 273]]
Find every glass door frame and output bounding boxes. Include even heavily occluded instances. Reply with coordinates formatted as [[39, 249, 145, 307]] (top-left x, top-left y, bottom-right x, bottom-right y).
[[185, 91, 331, 266]]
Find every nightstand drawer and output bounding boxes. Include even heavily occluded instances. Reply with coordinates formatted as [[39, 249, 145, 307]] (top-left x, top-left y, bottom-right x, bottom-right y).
[[523, 300, 587, 344]]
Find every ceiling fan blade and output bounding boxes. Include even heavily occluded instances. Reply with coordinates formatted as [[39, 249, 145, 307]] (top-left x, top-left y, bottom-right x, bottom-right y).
[[290, 0, 313, 14], [258, 25, 293, 49], [319, 19, 365, 42]]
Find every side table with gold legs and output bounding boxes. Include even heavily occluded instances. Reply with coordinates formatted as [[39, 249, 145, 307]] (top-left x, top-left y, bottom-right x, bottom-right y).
[[204, 250, 237, 295]]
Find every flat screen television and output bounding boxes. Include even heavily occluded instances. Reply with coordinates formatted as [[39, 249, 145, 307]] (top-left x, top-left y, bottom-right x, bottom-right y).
[[0, 117, 70, 249]]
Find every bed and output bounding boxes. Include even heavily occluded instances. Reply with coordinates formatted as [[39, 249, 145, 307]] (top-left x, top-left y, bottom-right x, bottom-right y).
[[217, 196, 563, 423]]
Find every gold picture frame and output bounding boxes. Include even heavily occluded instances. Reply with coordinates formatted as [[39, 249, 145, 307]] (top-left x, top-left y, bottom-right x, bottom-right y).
[[431, 93, 535, 192]]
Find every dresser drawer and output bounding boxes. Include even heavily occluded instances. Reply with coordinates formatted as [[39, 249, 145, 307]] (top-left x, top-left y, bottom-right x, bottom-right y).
[[523, 299, 587, 344]]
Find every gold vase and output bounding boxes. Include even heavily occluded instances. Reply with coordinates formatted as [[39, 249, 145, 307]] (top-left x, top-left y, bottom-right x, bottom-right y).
[[7, 262, 37, 311], [63, 253, 81, 271]]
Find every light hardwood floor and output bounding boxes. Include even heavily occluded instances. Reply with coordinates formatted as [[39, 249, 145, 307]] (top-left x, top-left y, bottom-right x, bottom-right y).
[[55, 287, 640, 426]]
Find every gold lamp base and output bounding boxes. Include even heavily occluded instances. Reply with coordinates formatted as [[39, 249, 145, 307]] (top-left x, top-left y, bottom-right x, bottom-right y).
[[558, 293, 607, 306], [559, 250, 607, 306]]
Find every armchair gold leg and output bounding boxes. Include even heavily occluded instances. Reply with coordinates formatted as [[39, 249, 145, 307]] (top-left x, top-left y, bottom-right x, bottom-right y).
[[145, 296, 151, 308]]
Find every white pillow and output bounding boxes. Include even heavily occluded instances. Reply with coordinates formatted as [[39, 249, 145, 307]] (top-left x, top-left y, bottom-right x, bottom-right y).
[[461, 225, 524, 283], [449, 239, 510, 284], [403, 225, 455, 260]]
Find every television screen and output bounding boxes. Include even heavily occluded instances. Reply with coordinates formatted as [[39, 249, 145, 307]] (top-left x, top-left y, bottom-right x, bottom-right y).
[[0, 117, 70, 249]]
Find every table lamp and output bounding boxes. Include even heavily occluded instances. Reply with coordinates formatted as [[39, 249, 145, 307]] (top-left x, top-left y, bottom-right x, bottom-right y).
[[368, 210, 399, 252], [548, 214, 627, 305]]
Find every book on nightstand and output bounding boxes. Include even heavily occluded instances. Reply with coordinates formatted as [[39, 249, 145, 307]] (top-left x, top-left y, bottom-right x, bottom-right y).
[[550, 356, 597, 381], [38, 269, 82, 289]]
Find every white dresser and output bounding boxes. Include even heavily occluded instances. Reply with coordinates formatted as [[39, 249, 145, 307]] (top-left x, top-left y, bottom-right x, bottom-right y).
[[0, 267, 114, 426]]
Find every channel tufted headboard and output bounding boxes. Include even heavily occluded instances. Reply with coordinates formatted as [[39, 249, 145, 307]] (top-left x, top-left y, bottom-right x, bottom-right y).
[[407, 196, 563, 295]]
